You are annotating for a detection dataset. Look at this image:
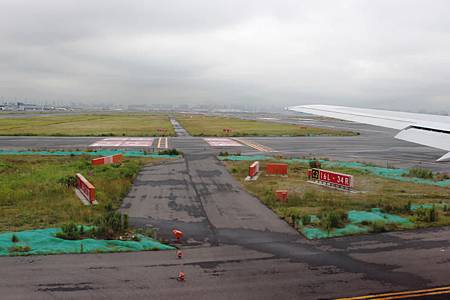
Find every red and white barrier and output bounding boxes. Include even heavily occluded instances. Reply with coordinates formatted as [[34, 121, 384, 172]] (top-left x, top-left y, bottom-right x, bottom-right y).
[[245, 161, 261, 181], [248, 161, 260, 177], [91, 154, 123, 166], [76, 173, 95, 204]]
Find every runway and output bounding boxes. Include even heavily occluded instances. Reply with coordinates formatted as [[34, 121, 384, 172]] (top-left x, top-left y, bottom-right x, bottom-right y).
[[0, 120, 448, 171]]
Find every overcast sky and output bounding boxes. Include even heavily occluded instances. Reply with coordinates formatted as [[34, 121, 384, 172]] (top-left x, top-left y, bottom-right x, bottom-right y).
[[1, 0, 450, 111]]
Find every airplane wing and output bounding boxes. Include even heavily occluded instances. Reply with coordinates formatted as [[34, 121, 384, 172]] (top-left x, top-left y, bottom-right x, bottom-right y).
[[288, 105, 450, 162]]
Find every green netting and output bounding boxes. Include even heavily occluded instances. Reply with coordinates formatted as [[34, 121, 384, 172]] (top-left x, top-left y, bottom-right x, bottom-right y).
[[218, 155, 271, 161], [0, 149, 179, 158], [299, 208, 413, 240], [0, 228, 174, 256], [302, 224, 369, 239], [348, 208, 412, 225]]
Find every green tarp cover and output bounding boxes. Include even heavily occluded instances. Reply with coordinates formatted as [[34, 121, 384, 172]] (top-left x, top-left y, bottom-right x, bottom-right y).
[[300, 208, 412, 240], [0, 228, 174, 256]]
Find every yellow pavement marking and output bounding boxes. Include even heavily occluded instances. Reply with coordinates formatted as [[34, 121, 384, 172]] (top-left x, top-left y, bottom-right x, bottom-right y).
[[336, 285, 450, 300], [233, 138, 275, 152], [157, 137, 169, 149]]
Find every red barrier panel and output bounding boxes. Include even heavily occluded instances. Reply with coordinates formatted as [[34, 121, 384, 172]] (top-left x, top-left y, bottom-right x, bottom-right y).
[[248, 161, 260, 177], [92, 157, 105, 165], [112, 154, 123, 164], [76, 173, 95, 204], [266, 163, 288, 175], [276, 190, 288, 202], [91, 154, 123, 166]]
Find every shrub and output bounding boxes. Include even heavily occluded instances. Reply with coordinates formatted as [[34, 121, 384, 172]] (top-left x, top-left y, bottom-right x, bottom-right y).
[[57, 175, 77, 188], [301, 215, 312, 226], [415, 206, 438, 223], [94, 203, 129, 239], [319, 210, 347, 232], [309, 160, 321, 169], [11, 234, 19, 243], [403, 167, 433, 179], [57, 222, 81, 240]]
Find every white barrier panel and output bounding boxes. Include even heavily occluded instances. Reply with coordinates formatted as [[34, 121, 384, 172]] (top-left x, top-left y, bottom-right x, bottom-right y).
[[204, 138, 242, 147]]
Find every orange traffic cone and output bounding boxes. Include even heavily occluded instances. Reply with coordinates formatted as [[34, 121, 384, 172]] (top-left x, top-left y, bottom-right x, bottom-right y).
[[172, 229, 184, 240], [176, 250, 183, 259], [178, 271, 185, 281]]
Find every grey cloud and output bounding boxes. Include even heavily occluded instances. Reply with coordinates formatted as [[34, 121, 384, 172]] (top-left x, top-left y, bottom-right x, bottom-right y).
[[1, 0, 450, 111]]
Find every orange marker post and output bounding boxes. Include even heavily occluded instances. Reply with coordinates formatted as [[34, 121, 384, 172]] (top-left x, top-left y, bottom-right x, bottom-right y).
[[172, 229, 184, 241]]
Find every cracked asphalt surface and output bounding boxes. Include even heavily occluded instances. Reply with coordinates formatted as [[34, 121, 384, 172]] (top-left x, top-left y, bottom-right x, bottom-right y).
[[0, 117, 449, 299]]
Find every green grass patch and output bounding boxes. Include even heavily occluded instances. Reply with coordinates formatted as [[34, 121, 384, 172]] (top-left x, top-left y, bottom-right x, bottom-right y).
[[176, 115, 357, 137], [0, 113, 175, 136], [224, 159, 450, 238], [0, 155, 164, 232]]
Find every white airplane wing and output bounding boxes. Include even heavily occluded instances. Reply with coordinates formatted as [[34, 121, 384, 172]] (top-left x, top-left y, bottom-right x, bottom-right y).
[[288, 105, 450, 162]]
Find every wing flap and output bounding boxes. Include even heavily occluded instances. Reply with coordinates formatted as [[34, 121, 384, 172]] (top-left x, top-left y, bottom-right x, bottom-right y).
[[395, 126, 450, 152]]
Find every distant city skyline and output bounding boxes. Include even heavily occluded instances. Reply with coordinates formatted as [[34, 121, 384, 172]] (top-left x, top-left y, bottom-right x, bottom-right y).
[[1, 1, 450, 112]]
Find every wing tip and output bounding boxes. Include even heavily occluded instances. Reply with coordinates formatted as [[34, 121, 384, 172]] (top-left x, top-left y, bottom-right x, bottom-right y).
[[436, 152, 450, 162]]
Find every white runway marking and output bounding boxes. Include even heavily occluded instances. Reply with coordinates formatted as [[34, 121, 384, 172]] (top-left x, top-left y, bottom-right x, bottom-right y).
[[204, 138, 242, 147], [90, 138, 154, 147]]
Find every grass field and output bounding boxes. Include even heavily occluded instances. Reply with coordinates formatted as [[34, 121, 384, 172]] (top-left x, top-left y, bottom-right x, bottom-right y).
[[0, 114, 175, 136], [224, 159, 450, 236], [0, 155, 164, 232], [176, 115, 357, 137]]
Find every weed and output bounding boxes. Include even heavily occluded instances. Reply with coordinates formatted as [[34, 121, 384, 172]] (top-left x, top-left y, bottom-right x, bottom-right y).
[[415, 206, 438, 223], [9, 245, 31, 253]]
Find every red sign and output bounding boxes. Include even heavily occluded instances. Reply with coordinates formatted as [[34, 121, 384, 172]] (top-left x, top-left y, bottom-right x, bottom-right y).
[[76, 173, 95, 204], [308, 168, 353, 188]]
